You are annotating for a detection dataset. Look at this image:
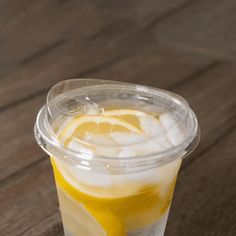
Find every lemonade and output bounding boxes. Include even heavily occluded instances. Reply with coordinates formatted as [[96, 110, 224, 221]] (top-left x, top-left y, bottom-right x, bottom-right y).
[[34, 79, 199, 236]]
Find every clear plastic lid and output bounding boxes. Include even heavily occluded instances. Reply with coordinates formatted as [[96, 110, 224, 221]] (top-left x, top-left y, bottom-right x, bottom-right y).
[[34, 79, 199, 173]]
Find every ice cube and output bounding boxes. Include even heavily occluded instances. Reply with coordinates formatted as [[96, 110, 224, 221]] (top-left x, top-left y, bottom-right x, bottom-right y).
[[157, 159, 182, 199], [139, 115, 171, 148], [118, 148, 136, 157], [56, 117, 73, 136], [83, 132, 119, 157], [166, 127, 185, 145], [126, 168, 157, 184], [80, 171, 112, 188], [84, 132, 116, 145], [55, 158, 112, 190], [155, 159, 181, 184], [159, 113, 184, 145], [83, 102, 104, 115], [155, 133, 171, 149], [134, 139, 165, 156], [95, 145, 120, 157], [109, 132, 147, 145], [60, 121, 81, 143], [68, 138, 94, 157], [114, 134, 167, 158], [139, 115, 162, 137], [159, 113, 176, 129]]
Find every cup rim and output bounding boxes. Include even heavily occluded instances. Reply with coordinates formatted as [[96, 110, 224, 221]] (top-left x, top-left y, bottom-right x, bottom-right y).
[[34, 79, 200, 170]]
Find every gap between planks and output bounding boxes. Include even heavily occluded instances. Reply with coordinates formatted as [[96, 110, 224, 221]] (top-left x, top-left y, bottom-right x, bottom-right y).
[[143, 0, 197, 30], [0, 60, 219, 113]]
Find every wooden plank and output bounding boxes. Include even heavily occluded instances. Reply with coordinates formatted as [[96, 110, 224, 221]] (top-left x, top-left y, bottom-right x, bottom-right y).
[[0, 0, 58, 71], [1, 0, 210, 109], [171, 62, 236, 164], [0, 63, 235, 235], [0, 0, 187, 63], [149, 0, 236, 60], [0, 39, 212, 110], [20, 212, 63, 236], [81, 45, 213, 88], [166, 128, 236, 235], [0, 159, 59, 236], [0, 0, 188, 68], [0, 96, 45, 181]]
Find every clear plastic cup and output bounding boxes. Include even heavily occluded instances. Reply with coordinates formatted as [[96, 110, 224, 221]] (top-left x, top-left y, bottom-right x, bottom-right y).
[[34, 79, 199, 236]]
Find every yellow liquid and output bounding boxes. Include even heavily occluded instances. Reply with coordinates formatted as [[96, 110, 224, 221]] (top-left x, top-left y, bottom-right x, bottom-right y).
[[51, 108, 180, 236]]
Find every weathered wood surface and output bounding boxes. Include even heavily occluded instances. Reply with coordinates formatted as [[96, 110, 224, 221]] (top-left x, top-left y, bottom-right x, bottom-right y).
[[166, 129, 236, 236], [0, 0, 192, 109], [149, 0, 236, 60], [0, 1, 236, 236], [0, 44, 212, 111]]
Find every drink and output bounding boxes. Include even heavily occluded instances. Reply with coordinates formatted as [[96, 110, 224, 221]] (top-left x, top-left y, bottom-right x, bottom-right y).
[[34, 79, 199, 236]]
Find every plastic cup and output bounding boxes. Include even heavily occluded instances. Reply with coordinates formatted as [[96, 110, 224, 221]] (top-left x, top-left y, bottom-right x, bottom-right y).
[[34, 79, 199, 236]]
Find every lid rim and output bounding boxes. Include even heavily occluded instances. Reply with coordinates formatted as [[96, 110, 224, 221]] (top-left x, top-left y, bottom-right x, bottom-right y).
[[34, 79, 200, 170], [34, 108, 199, 169]]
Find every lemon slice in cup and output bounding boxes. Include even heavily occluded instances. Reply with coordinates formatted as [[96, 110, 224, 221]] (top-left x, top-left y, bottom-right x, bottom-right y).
[[52, 109, 174, 235], [58, 114, 141, 144], [53, 110, 147, 236]]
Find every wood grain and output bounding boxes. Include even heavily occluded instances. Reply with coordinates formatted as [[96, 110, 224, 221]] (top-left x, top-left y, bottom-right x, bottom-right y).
[[0, 159, 58, 236], [150, 0, 236, 60], [0, 96, 45, 181], [171, 62, 236, 165], [80, 45, 213, 88], [0, 0, 189, 65], [20, 212, 63, 236], [0, 62, 235, 235], [0, 0, 208, 109], [166, 128, 236, 235], [0, 38, 213, 110]]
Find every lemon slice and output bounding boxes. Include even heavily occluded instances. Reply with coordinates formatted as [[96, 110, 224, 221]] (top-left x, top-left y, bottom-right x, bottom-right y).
[[52, 158, 126, 236], [58, 115, 141, 143], [53, 158, 174, 233], [54, 112, 145, 236], [58, 187, 107, 236], [104, 109, 148, 129], [104, 109, 147, 117]]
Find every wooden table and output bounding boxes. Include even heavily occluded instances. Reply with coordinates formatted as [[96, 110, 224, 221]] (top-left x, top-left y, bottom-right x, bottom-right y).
[[1, 1, 236, 235]]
